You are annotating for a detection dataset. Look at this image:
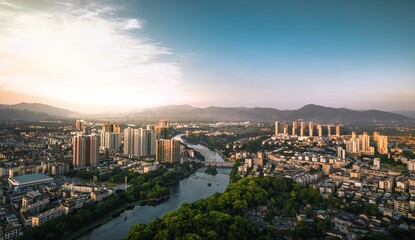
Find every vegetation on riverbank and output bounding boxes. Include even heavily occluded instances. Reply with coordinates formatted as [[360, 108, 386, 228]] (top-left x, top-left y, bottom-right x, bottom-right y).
[[186, 125, 272, 157], [204, 166, 218, 176], [229, 160, 242, 183], [193, 149, 205, 161], [126, 174, 415, 240], [18, 161, 202, 240], [125, 176, 329, 240]]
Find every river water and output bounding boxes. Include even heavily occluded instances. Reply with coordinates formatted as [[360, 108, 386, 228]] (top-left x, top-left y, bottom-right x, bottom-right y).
[[173, 134, 225, 162], [78, 134, 229, 240]]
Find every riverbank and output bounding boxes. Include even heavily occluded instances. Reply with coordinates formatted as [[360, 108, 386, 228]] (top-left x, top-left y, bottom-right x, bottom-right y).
[[174, 134, 228, 162], [198, 141, 229, 160], [67, 199, 143, 240], [75, 135, 231, 240], [78, 167, 231, 240], [19, 161, 205, 240], [69, 163, 203, 240]]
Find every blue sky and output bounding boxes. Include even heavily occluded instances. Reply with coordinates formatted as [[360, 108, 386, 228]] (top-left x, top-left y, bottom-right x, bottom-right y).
[[0, 0, 414, 111]]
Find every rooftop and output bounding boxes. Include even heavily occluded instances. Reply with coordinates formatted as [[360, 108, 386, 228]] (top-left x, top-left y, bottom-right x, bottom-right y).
[[9, 173, 53, 184]]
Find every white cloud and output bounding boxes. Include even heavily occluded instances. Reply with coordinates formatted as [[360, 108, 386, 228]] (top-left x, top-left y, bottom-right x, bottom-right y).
[[0, 0, 183, 108], [123, 19, 142, 30], [0, 1, 21, 9]]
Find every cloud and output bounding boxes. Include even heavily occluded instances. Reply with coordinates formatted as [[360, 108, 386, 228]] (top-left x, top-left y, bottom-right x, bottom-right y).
[[0, 0, 183, 108], [123, 19, 142, 30], [0, 1, 22, 9]]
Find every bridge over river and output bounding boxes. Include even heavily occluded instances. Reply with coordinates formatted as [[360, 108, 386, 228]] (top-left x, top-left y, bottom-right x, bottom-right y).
[[195, 160, 234, 168]]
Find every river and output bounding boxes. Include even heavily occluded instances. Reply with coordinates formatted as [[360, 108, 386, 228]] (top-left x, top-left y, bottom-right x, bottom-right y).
[[173, 134, 225, 162], [77, 134, 229, 240]]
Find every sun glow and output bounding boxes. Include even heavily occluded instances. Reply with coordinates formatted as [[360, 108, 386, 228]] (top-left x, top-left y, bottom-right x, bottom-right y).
[[0, 1, 183, 109]]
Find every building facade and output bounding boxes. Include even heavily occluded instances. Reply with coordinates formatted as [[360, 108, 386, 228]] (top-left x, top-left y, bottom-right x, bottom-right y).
[[156, 139, 180, 163], [72, 134, 100, 168]]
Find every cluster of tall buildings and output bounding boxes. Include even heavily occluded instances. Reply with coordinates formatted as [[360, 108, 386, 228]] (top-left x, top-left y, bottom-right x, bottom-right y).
[[123, 126, 156, 157], [275, 121, 341, 137], [273, 120, 389, 156], [374, 132, 388, 154], [100, 123, 121, 153], [75, 120, 86, 131], [345, 132, 374, 155], [72, 119, 182, 168], [155, 119, 172, 140], [345, 131, 388, 155]]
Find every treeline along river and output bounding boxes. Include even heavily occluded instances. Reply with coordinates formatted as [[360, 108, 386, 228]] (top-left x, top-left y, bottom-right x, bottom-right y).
[[78, 135, 229, 240]]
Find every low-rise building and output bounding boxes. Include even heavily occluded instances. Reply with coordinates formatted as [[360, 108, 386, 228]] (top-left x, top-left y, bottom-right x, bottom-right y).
[[62, 183, 95, 193], [20, 198, 49, 215], [31, 207, 64, 227], [394, 197, 410, 216], [8, 173, 53, 193], [90, 190, 111, 202], [2, 223, 22, 240]]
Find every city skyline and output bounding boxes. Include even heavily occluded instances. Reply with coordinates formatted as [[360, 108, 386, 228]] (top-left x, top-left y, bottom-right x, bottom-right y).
[[0, 0, 414, 112]]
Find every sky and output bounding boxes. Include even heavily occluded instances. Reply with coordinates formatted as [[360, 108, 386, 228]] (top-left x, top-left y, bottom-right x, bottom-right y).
[[0, 0, 414, 112]]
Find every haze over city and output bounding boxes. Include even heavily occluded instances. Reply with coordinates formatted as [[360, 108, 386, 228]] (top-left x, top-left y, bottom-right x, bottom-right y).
[[2, 2, 415, 240], [0, 0, 414, 112]]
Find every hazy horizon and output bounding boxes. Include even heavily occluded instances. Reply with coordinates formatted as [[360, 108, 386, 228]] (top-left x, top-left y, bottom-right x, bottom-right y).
[[1, 0, 414, 112], [2, 101, 415, 115]]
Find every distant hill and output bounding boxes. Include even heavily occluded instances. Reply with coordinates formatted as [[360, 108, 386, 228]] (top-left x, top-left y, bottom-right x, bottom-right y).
[[0, 102, 74, 118], [280, 104, 411, 122], [129, 104, 412, 122], [135, 105, 195, 114], [0, 102, 411, 122], [392, 110, 415, 119], [0, 108, 51, 121]]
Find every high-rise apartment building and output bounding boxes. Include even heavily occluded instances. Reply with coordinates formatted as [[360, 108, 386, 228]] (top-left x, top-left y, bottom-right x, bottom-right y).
[[317, 124, 322, 137], [146, 125, 155, 131], [155, 120, 171, 139], [373, 131, 380, 142], [283, 123, 288, 135], [346, 137, 360, 154], [156, 139, 180, 163], [101, 132, 120, 152], [75, 120, 86, 131], [123, 127, 156, 157], [327, 125, 332, 136], [158, 120, 170, 128], [308, 121, 313, 137], [337, 146, 346, 159], [147, 129, 157, 155], [134, 128, 148, 157], [102, 123, 121, 134], [359, 132, 371, 153], [73, 134, 100, 168], [274, 121, 279, 135], [292, 121, 297, 136], [300, 121, 306, 136], [345, 132, 374, 155], [123, 127, 135, 156], [346, 132, 374, 155], [100, 123, 121, 152], [336, 125, 341, 137], [377, 135, 388, 154]]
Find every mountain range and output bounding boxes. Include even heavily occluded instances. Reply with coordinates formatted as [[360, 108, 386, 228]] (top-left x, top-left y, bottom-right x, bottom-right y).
[[0, 102, 412, 122], [129, 104, 412, 122], [0, 102, 75, 121]]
